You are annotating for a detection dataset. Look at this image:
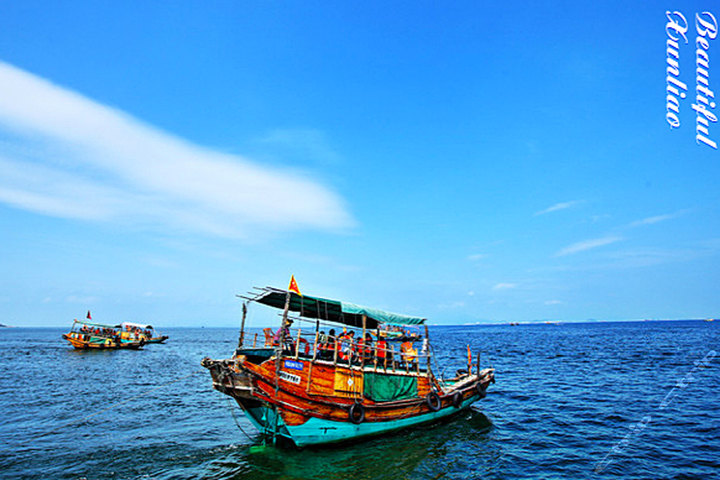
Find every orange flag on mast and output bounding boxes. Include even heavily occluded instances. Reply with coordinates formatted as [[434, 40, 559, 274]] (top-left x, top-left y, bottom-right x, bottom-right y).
[[288, 275, 302, 296]]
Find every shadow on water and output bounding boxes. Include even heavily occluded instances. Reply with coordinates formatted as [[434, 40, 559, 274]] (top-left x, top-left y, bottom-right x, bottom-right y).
[[170, 410, 494, 480]]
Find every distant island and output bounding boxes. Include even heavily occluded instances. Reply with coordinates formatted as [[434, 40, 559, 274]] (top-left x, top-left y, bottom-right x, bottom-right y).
[[0, 323, 10, 328]]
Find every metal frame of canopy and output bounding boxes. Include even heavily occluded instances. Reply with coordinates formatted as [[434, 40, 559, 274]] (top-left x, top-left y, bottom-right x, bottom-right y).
[[238, 286, 426, 330], [236, 286, 431, 379], [72, 319, 122, 329]]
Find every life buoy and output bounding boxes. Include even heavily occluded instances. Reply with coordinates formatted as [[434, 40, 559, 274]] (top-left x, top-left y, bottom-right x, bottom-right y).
[[476, 383, 487, 399], [298, 337, 309, 355], [349, 401, 365, 424], [452, 391, 463, 408], [426, 392, 441, 412]]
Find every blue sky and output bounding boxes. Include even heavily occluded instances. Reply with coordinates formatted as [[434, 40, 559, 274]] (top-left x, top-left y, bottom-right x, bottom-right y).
[[1, 1, 719, 327]]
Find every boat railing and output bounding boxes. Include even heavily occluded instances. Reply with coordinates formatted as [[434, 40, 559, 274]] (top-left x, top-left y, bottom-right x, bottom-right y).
[[68, 327, 139, 341], [275, 329, 431, 375]]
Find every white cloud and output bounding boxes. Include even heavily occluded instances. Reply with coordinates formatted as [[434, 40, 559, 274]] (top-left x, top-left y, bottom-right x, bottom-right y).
[[544, 299, 563, 305], [492, 282, 517, 290], [555, 236, 623, 256], [629, 211, 685, 228], [0, 61, 354, 238], [467, 253, 487, 261], [534, 200, 583, 216], [601, 247, 703, 268]]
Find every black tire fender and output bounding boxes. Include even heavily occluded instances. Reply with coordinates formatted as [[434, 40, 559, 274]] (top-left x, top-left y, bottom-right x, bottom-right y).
[[451, 391, 463, 408], [426, 392, 441, 412], [349, 401, 365, 424], [476, 382, 487, 399]]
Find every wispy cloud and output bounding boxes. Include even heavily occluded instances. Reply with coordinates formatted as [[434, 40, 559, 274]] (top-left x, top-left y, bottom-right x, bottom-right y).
[[555, 236, 623, 256], [544, 299, 563, 305], [492, 282, 518, 290], [0, 61, 355, 238], [255, 128, 342, 166], [467, 253, 488, 261], [629, 211, 686, 228], [534, 200, 583, 216], [600, 246, 709, 268]]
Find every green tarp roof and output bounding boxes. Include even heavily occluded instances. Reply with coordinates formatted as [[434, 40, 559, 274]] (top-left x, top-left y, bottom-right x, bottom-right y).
[[72, 319, 121, 329], [247, 287, 426, 329]]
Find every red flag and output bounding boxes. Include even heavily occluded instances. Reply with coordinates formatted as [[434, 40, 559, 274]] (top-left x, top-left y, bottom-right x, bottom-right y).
[[86, 310, 92, 320], [288, 275, 302, 296]]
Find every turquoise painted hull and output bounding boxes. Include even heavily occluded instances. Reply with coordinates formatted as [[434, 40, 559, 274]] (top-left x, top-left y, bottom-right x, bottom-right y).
[[239, 395, 482, 447]]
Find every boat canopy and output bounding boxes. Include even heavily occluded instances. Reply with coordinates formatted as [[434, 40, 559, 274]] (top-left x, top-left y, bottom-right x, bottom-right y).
[[121, 322, 153, 330], [73, 319, 121, 329], [246, 287, 426, 329]]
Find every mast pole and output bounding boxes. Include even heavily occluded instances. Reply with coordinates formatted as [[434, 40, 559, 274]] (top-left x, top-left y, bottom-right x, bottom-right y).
[[424, 324, 433, 381], [361, 315, 367, 366], [238, 301, 247, 349], [275, 290, 292, 397]]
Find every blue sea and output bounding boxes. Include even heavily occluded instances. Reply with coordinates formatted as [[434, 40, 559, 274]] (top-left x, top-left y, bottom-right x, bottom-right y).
[[1, 321, 718, 479]]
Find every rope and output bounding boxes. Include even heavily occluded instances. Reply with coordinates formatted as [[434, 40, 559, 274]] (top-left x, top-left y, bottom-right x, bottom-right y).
[[431, 344, 446, 381], [224, 396, 255, 441]]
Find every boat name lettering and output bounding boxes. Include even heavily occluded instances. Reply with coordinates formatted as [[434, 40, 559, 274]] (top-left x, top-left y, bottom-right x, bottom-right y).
[[279, 371, 301, 384], [283, 360, 304, 371]]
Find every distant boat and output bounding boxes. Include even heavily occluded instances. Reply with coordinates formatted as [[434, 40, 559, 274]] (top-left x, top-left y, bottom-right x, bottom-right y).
[[62, 319, 144, 350], [120, 322, 169, 343], [202, 285, 495, 448], [704, 318, 715, 322], [377, 325, 421, 342]]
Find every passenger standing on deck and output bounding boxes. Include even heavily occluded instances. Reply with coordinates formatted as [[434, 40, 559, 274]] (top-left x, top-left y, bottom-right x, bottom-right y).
[[339, 330, 354, 362], [354, 333, 365, 364], [320, 328, 336, 360], [336, 329, 347, 359], [376, 336, 388, 368], [326, 328, 336, 359], [401, 340, 417, 367], [362, 333, 374, 363], [273, 318, 294, 350]]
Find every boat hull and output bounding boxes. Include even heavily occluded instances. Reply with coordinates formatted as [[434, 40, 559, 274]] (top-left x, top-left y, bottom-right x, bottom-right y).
[[237, 393, 481, 447], [146, 335, 169, 344], [203, 356, 493, 448], [62, 333, 144, 350]]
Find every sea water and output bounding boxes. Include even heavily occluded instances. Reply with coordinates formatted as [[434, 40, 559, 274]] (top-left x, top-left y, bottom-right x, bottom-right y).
[[0, 321, 718, 479]]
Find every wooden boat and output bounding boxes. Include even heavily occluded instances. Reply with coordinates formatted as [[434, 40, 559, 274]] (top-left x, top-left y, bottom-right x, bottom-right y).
[[202, 285, 495, 448], [377, 325, 422, 342], [120, 322, 169, 343], [62, 319, 145, 349]]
